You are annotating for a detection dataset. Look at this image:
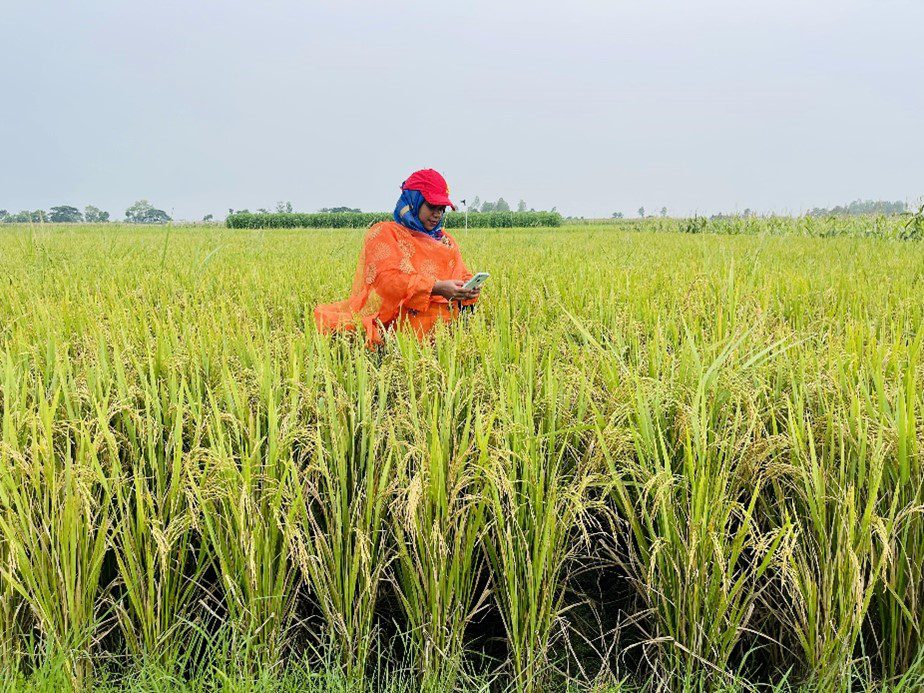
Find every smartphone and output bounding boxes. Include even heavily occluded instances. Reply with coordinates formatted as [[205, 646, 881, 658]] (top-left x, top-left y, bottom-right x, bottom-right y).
[[462, 272, 490, 291]]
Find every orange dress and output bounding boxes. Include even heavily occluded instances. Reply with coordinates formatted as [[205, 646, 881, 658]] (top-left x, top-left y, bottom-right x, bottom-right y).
[[314, 221, 477, 345]]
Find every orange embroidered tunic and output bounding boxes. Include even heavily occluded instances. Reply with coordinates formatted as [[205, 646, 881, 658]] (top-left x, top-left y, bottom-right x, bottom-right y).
[[314, 221, 476, 345]]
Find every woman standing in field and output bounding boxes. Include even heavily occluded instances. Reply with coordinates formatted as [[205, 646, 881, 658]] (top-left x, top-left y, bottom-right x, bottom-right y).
[[314, 169, 480, 345]]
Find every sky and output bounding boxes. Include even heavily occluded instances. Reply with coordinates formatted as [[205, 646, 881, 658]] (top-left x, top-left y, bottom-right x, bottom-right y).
[[1, 0, 922, 220]]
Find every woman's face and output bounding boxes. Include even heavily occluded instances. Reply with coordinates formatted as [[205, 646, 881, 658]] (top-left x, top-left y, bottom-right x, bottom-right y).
[[418, 200, 446, 231]]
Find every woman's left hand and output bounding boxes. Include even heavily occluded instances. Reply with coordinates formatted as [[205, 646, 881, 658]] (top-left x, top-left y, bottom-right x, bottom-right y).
[[455, 286, 480, 302]]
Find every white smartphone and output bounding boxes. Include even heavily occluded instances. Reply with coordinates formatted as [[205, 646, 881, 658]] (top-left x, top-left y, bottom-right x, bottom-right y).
[[462, 272, 490, 291]]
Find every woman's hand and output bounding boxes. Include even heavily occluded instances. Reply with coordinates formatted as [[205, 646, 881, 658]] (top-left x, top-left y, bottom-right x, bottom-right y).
[[432, 279, 481, 302]]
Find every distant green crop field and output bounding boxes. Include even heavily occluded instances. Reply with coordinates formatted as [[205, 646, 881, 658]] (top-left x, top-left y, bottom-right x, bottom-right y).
[[226, 209, 563, 228], [1, 223, 923, 691]]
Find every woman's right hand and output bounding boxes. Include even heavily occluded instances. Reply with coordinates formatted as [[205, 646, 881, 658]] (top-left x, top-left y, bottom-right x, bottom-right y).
[[432, 279, 481, 302]]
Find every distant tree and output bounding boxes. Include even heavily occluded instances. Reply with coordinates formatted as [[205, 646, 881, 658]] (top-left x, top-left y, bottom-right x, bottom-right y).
[[276, 201, 293, 213], [806, 199, 908, 217], [257, 208, 270, 214], [203, 214, 214, 222], [48, 206, 82, 223], [845, 199, 905, 215], [125, 199, 171, 224], [660, 207, 668, 218], [517, 199, 527, 212], [480, 200, 495, 213], [637, 207, 645, 218], [319, 206, 361, 213], [551, 206, 557, 213], [13, 210, 47, 223], [612, 211, 624, 219], [743, 208, 752, 217], [470, 196, 480, 211], [84, 205, 109, 223], [0, 210, 9, 223], [495, 198, 510, 212]]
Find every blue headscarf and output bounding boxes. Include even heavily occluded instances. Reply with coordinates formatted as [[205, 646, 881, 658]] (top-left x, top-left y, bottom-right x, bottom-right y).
[[394, 189, 445, 240]]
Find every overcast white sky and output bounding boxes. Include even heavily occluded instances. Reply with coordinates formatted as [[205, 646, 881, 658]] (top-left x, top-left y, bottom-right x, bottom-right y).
[[2, 0, 922, 220]]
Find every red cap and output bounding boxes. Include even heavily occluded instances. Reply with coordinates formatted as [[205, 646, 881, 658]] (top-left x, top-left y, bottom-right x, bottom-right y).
[[401, 169, 456, 210]]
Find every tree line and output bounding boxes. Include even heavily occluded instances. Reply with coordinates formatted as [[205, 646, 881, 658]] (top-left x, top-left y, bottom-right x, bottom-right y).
[[4, 197, 559, 224], [466, 197, 537, 213], [806, 199, 907, 217], [10, 197, 907, 225], [0, 200, 172, 224], [608, 200, 911, 220]]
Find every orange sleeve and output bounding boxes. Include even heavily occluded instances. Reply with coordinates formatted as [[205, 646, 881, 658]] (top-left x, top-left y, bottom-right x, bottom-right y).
[[364, 228, 434, 321]]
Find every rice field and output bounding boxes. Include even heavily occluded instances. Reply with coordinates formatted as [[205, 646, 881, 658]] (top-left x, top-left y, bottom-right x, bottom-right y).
[[1, 221, 923, 691]]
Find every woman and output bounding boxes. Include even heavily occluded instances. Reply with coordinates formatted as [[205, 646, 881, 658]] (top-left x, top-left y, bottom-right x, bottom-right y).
[[314, 169, 481, 345]]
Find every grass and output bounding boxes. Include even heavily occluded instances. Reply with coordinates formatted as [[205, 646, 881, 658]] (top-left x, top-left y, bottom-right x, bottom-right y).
[[0, 221, 922, 690]]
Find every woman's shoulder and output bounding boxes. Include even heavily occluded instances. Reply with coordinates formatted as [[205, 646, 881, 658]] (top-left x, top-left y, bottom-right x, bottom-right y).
[[365, 220, 406, 242], [365, 222, 457, 250]]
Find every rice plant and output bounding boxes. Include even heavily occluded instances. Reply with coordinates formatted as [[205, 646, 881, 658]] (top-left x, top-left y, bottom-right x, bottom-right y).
[[389, 350, 490, 691], [281, 341, 394, 687], [0, 375, 113, 687]]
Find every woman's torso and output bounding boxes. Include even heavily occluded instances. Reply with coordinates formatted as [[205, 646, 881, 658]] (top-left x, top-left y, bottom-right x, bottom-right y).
[[367, 222, 467, 304]]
